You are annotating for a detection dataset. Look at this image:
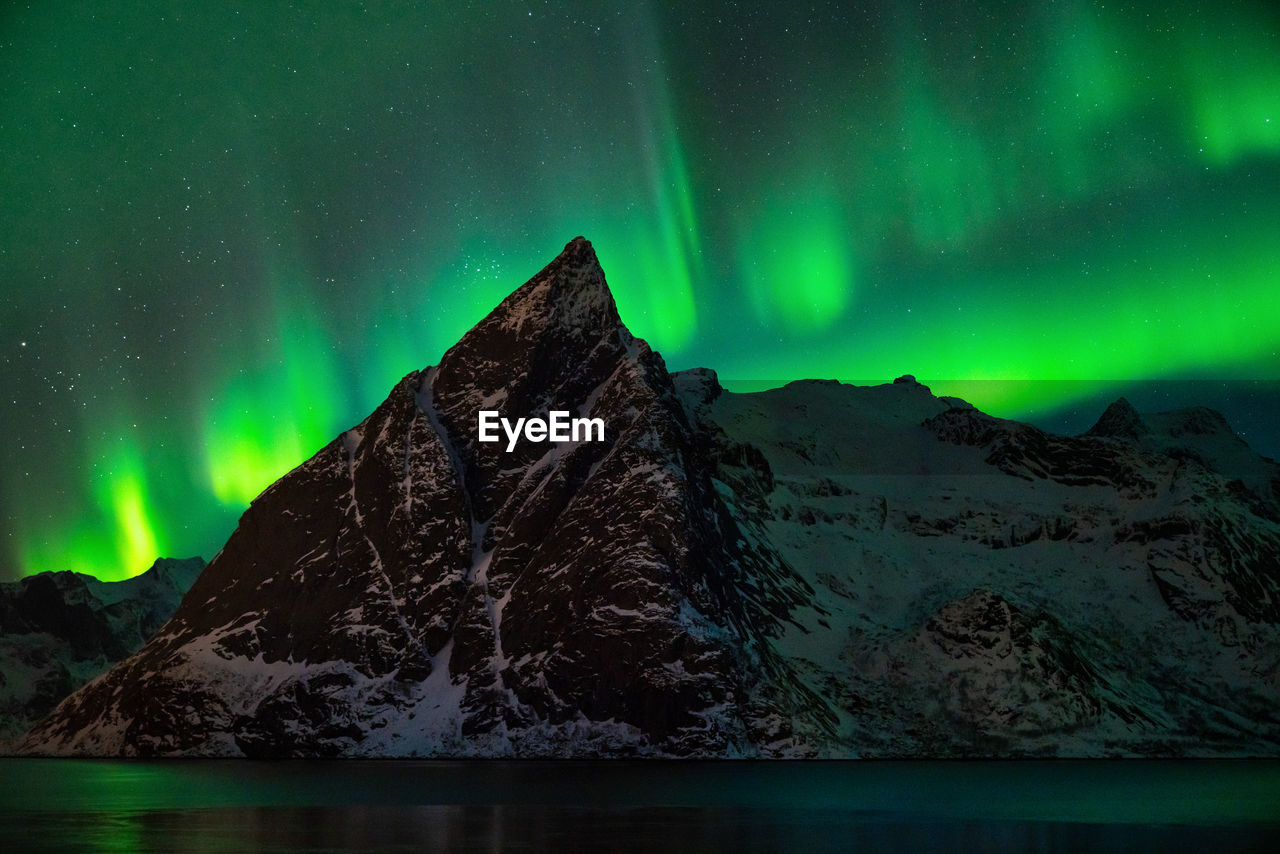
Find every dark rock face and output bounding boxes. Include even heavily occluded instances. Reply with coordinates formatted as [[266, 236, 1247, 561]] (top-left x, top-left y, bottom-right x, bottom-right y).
[[869, 590, 1165, 755], [1087, 397, 1149, 441], [0, 558, 203, 747], [21, 238, 1280, 757], [23, 238, 825, 757]]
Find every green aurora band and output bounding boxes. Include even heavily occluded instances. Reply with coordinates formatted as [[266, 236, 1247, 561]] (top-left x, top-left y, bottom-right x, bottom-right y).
[[1, 1, 1278, 580]]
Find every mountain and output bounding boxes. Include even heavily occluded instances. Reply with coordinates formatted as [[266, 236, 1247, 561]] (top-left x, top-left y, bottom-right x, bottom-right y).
[[708, 380, 1280, 755], [0, 557, 204, 748], [1088, 396, 1280, 514], [21, 238, 1280, 757]]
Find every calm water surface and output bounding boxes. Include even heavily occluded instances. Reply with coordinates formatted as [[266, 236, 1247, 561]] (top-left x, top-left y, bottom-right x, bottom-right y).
[[1, 759, 1277, 852]]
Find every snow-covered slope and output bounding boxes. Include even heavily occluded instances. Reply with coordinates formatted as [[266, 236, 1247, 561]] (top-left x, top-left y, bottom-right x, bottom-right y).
[[0, 557, 204, 749], [21, 239, 1280, 757], [697, 377, 1280, 755]]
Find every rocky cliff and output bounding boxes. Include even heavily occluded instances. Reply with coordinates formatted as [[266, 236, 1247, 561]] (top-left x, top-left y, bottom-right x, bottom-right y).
[[21, 239, 1280, 757]]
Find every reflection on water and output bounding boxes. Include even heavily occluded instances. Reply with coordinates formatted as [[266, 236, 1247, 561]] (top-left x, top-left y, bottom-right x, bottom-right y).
[[2, 760, 1278, 852], [13, 805, 1280, 853]]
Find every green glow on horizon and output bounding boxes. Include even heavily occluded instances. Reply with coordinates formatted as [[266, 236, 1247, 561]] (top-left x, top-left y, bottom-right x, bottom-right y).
[[19, 526, 109, 581], [723, 204, 1280, 420], [19, 437, 168, 582]]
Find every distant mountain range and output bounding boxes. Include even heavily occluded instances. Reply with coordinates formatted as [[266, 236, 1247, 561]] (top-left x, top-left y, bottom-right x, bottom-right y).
[[16, 238, 1280, 757], [0, 557, 203, 749]]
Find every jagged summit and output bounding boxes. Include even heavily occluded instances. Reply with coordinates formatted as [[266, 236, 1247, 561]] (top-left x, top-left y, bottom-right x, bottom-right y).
[[437, 236, 625, 372], [1089, 397, 1244, 445], [1086, 396, 1276, 502], [1087, 397, 1148, 440], [428, 236, 661, 528], [431, 236, 642, 458], [892, 374, 925, 389], [490, 235, 619, 332]]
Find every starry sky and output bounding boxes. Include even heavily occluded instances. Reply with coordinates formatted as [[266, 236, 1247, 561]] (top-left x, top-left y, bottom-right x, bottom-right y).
[[3, 1, 1279, 582]]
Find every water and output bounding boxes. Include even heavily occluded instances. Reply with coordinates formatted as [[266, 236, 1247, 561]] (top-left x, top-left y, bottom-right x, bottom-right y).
[[1, 759, 1277, 852]]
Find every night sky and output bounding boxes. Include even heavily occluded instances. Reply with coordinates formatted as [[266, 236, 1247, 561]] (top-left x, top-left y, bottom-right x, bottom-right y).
[[3, 1, 1278, 582]]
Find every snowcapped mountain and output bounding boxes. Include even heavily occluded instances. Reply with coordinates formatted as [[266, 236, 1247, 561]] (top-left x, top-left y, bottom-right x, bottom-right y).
[[706, 378, 1280, 755], [0, 557, 203, 749], [21, 238, 1280, 757]]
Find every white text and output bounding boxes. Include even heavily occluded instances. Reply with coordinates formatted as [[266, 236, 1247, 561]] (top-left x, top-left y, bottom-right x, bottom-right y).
[[477, 410, 605, 452]]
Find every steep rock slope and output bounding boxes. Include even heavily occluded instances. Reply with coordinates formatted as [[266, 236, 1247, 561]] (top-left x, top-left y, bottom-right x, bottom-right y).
[[24, 238, 825, 757]]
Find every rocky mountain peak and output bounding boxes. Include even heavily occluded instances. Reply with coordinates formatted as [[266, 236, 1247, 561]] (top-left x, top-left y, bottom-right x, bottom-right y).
[[435, 236, 626, 382], [425, 236, 664, 529], [429, 237, 643, 449], [1087, 397, 1148, 440], [498, 235, 619, 335], [0, 556, 204, 747], [21, 237, 833, 758]]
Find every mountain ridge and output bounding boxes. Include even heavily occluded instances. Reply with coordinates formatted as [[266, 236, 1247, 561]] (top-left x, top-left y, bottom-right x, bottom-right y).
[[0, 557, 204, 748], [18, 238, 1280, 757]]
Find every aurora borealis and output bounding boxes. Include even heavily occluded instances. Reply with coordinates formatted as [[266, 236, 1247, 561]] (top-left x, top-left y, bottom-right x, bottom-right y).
[[2, 1, 1278, 582]]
